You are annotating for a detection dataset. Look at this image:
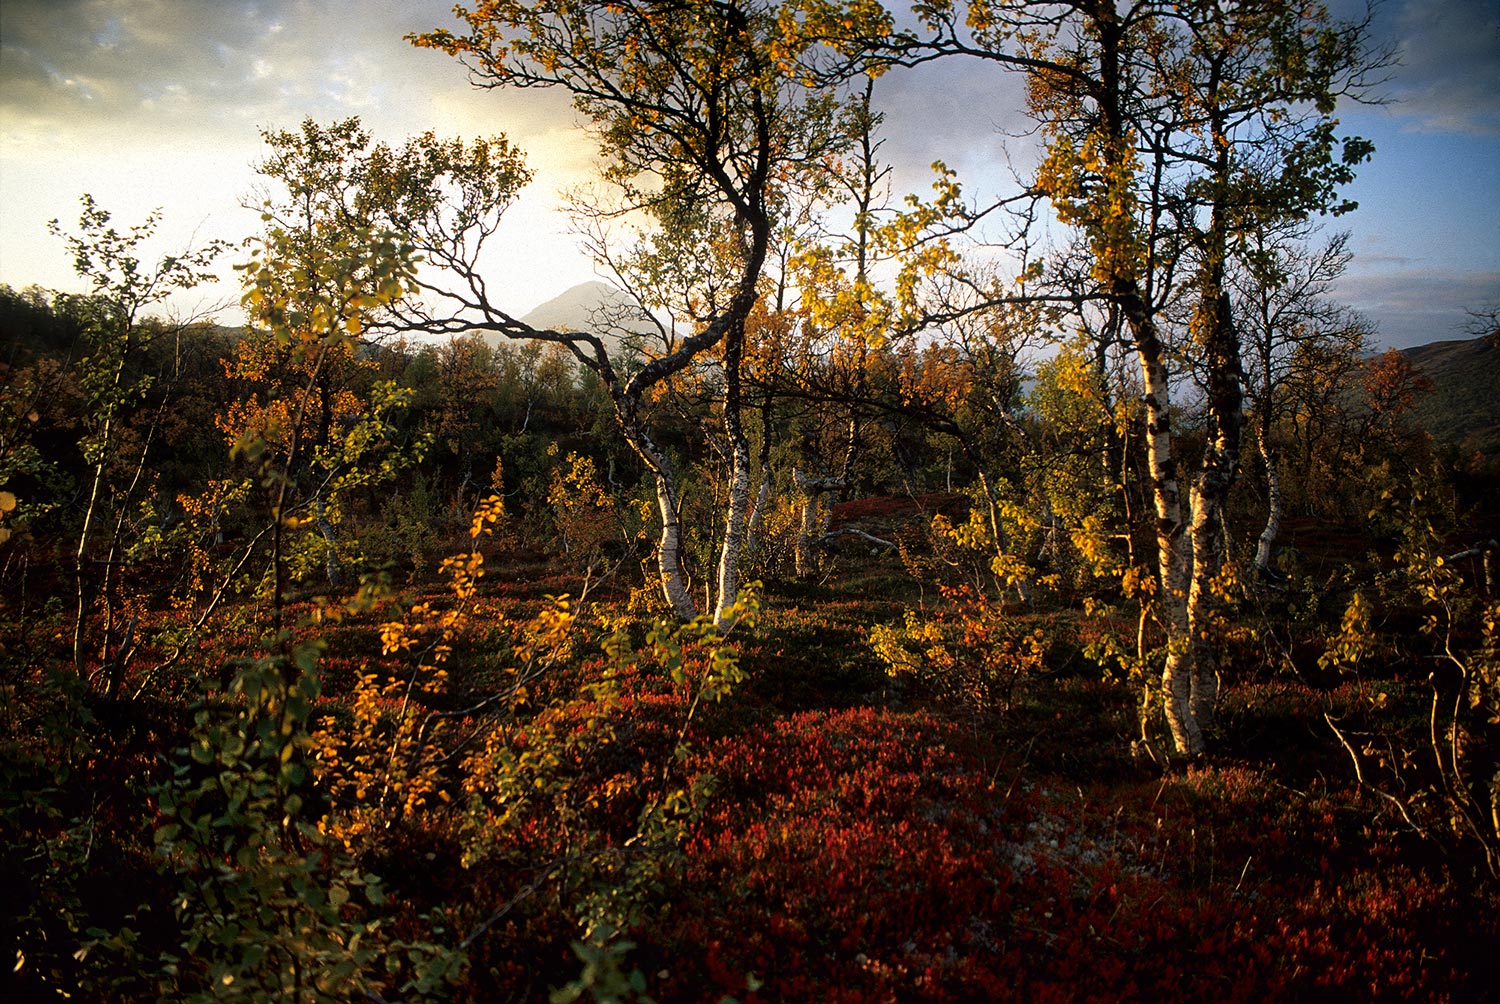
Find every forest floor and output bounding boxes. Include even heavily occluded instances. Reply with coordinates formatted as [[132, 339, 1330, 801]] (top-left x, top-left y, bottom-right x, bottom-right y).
[[15, 543, 1500, 1003], [616, 577, 1497, 1003]]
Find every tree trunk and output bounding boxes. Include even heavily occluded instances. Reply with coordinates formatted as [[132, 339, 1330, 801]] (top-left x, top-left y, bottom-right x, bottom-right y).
[[744, 476, 771, 556], [714, 440, 753, 626], [714, 321, 753, 627], [73, 350, 129, 675], [654, 467, 698, 621], [745, 395, 774, 557], [1253, 425, 1281, 575], [314, 496, 347, 589], [621, 420, 698, 620], [792, 468, 845, 580], [1185, 485, 1222, 731], [1119, 282, 1197, 755], [794, 473, 820, 580], [1186, 292, 1245, 734], [792, 415, 860, 581]]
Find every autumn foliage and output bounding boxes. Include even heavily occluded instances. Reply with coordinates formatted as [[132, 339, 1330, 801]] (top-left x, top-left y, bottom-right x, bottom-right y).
[[5, 1, 1500, 1001]]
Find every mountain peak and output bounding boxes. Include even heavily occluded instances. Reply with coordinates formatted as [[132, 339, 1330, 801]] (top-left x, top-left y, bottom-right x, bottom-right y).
[[520, 281, 655, 339]]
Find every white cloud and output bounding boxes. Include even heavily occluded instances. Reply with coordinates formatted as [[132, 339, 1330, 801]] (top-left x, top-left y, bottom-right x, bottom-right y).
[[1335, 267, 1500, 348], [1387, 0, 1500, 135]]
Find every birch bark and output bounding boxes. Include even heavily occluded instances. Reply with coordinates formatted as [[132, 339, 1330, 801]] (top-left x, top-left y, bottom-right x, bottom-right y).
[[714, 318, 755, 626], [1253, 426, 1281, 575], [622, 420, 698, 621], [1119, 284, 1198, 755]]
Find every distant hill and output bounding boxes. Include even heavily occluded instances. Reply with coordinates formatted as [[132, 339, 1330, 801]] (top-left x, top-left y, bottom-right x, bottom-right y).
[[477, 280, 658, 360], [1401, 331, 1500, 456]]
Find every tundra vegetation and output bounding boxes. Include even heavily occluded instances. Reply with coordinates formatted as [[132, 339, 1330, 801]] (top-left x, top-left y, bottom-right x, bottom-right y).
[[3, 2, 1498, 1001]]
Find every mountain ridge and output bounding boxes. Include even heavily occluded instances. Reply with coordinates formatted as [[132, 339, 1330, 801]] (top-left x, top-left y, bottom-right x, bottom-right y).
[[1400, 330, 1500, 456]]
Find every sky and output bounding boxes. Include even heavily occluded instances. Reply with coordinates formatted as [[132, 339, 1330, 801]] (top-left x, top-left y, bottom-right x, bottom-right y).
[[1, 0, 1497, 349]]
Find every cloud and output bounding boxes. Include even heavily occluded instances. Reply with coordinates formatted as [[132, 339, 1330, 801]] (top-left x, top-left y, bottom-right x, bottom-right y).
[[0, 2, 572, 143], [1335, 266, 1500, 348], [0, 1, 601, 316], [1349, 251, 1416, 269], [3, 0, 1493, 334], [873, 58, 1034, 193], [2, 1, 285, 135], [1383, 0, 1500, 135], [0, 0, 596, 186]]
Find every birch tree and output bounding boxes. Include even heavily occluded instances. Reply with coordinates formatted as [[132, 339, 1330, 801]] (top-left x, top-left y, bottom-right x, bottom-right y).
[[406, 0, 852, 624], [48, 196, 228, 688], [792, 0, 1383, 753], [782, 81, 889, 578], [1232, 225, 1370, 576], [1144, 1, 1379, 745]]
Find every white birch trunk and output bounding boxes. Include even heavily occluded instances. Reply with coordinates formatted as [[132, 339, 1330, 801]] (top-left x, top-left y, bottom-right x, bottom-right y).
[[1187, 288, 1246, 735], [73, 412, 112, 670], [792, 468, 850, 581], [622, 420, 697, 620], [795, 480, 820, 580], [712, 311, 754, 628], [713, 430, 753, 627], [314, 496, 347, 589], [744, 476, 770, 556], [73, 352, 128, 673], [1126, 299, 1198, 755], [1253, 427, 1281, 574], [1186, 484, 1221, 731], [654, 469, 698, 621]]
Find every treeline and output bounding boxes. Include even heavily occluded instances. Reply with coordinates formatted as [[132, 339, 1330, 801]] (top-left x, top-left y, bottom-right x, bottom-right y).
[[0, 280, 936, 597], [3, 263, 1483, 623], [0, 282, 606, 564]]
